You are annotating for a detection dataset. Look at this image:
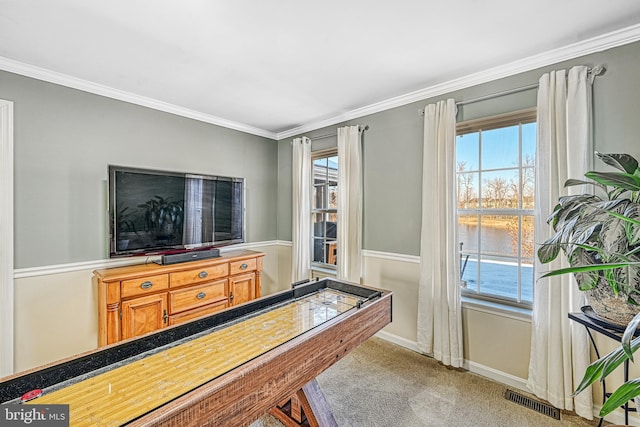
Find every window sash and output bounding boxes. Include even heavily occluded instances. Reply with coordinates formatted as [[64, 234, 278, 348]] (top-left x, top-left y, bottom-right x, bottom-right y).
[[457, 109, 536, 308], [311, 149, 338, 269]]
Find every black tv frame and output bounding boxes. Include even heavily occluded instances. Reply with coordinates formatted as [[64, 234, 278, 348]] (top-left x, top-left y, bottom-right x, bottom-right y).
[[108, 165, 245, 258]]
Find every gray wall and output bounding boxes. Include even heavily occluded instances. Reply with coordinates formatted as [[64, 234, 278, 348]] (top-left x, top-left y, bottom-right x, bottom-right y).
[[1, 71, 278, 268], [6, 40, 640, 267], [277, 41, 640, 256]]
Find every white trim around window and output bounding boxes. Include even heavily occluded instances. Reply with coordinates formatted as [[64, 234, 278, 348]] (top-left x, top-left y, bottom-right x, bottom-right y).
[[0, 99, 14, 376]]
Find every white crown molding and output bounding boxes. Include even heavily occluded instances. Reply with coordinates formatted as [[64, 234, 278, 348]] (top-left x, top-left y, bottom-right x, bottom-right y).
[[276, 23, 640, 140], [2, 23, 640, 143], [0, 56, 278, 140]]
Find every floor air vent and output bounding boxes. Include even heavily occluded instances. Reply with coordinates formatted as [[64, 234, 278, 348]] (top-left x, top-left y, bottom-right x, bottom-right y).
[[504, 389, 561, 420]]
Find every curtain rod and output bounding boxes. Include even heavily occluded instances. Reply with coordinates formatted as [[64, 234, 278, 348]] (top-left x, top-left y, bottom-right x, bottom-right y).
[[419, 64, 606, 114], [309, 125, 369, 141]]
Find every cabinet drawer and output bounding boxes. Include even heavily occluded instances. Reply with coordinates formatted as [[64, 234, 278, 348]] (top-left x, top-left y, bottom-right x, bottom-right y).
[[170, 263, 229, 288], [169, 279, 228, 314], [121, 274, 169, 298], [229, 258, 257, 275], [168, 300, 228, 326]]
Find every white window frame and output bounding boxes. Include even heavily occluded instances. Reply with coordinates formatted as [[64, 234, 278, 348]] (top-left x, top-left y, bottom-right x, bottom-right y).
[[311, 148, 338, 270], [456, 108, 537, 309]]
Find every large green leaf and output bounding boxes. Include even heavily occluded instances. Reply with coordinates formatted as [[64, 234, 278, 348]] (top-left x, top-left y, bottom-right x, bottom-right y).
[[564, 178, 607, 193], [539, 262, 640, 279], [596, 152, 639, 174], [537, 241, 561, 264], [574, 336, 640, 397], [585, 171, 640, 192], [570, 223, 600, 246], [600, 213, 627, 255], [621, 311, 640, 360], [600, 379, 640, 416]]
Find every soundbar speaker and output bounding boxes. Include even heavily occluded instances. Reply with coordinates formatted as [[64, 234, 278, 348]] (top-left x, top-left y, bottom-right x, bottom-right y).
[[157, 248, 221, 265]]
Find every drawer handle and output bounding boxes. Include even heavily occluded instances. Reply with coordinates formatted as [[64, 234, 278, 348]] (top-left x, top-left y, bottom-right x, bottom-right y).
[[140, 281, 153, 290], [196, 292, 207, 300], [240, 263, 248, 270], [198, 271, 208, 279]]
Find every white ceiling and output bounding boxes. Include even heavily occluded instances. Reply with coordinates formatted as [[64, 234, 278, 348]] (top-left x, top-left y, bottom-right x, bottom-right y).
[[2, 1, 640, 139]]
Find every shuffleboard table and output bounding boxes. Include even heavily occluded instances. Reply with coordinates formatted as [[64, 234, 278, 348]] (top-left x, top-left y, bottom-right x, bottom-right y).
[[0, 278, 392, 426]]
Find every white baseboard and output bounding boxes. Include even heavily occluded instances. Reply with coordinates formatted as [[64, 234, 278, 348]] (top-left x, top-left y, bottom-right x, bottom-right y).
[[374, 330, 419, 352], [374, 330, 528, 391], [463, 360, 529, 392]]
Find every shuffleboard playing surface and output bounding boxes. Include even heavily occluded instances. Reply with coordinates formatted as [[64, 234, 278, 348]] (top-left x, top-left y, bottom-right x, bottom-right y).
[[29, 289, 361, 426]]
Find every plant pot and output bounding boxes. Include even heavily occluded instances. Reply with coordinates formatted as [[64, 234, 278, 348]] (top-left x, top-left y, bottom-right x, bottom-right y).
[[586, 278, 639, 327]]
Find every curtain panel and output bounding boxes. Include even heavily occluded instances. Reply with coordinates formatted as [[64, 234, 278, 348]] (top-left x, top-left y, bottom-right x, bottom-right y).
[[527, 66, 593, 419], [336, 125, 363, 283], [417, 99, 464, 368], [291, 137, 312, 283]]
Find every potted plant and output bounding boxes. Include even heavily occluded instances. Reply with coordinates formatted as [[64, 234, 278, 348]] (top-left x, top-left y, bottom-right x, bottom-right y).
[[115, 206, 136, 250], [538, 152, 640, 326], [537, 152, 640, 420], [138, 195, 184, 239]]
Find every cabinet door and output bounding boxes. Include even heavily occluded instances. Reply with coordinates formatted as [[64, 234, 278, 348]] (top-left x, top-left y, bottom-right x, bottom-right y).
[[121, 293, 168, 340], [229, 273, 256, 306]]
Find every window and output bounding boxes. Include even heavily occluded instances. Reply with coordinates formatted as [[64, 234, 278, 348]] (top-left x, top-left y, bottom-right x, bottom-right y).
[[456, 108, 536, 307], [312, 149, 338, 268]]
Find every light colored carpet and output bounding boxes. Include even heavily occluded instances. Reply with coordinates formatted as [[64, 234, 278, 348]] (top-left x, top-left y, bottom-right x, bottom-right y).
[[251, 337, 604, 427]]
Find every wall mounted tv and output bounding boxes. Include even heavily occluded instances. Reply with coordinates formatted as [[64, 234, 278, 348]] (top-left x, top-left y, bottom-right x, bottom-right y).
[[108, 165, 245, 258]]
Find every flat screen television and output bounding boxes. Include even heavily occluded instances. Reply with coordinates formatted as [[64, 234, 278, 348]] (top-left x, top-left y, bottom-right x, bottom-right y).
[[108, 165, 245, 257]]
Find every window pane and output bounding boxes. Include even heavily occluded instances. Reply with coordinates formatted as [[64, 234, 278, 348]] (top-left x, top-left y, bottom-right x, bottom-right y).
[[327, 156, 338, 173], [458, 214, 479, 253], [522, 263, 534, 303], [314, 158, 328, 186], [328, 183, 337, 209], [313, 185, 325, 209], [522, 167, 535, 209], [481, 126, 519, 170], [313, 212, 327, 238], [313, 237, 325, 263], [456, 133, 479, 171], [479, 214, 519, 258], [479, 257, 519, 300], [481, 170, 519, 209], [461, 258, 478, 292], [326, 240, 337, 265], [314, 157, 327, 168], [522, 123, 536, 163], [522, 215, 534, 259], [457, 172, 478, 209]]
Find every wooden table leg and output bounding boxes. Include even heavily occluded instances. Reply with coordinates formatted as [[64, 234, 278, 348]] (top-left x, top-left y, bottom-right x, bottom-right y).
[[269, 379, 338, 427]]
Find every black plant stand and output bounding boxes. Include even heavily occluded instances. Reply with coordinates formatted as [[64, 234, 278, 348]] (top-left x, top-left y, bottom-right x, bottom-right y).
[[569, 307, 637, 426]]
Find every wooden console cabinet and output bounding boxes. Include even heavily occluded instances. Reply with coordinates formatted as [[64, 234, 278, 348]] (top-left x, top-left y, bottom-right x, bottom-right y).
[[94, 250, 264, 347]]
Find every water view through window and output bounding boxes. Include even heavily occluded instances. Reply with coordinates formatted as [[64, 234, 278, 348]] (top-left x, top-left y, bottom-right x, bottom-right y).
[[456, 114, 536, 306]]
